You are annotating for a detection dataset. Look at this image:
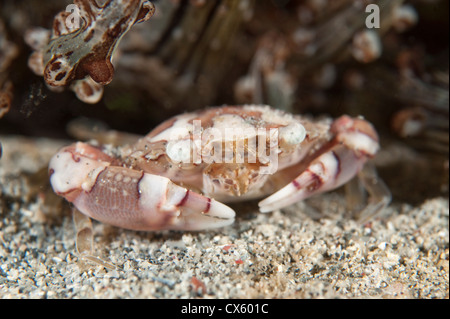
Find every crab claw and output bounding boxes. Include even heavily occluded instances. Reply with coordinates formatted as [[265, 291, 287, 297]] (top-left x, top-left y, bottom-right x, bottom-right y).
[[258, 145, 364, 212], [49, 142, 235, 231], [259, 116, 380, 213]]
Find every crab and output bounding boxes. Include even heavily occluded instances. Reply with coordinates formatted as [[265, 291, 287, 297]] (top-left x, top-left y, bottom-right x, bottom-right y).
[[49, 105, 391, 233]]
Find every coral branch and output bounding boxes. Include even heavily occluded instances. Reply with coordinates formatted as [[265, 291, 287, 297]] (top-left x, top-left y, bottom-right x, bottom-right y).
[[26, 0, 155, 104]]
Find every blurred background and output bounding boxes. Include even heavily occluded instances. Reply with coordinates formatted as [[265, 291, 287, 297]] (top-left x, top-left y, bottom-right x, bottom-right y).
[[0, 0, 448, 203]]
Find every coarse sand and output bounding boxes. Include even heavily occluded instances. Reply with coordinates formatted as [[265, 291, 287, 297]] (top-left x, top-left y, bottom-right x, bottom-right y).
[[0, 136, 448, 299]]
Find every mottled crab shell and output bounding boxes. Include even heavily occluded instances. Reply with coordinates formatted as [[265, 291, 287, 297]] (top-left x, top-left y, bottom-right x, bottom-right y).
[[122, 105, 324, 202], [49, 104, 387, 231], [150, 105, 307, 165]]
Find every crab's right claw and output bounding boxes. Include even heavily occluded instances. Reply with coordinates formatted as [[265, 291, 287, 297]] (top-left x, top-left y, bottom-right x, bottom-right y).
[[49, 142, 235, 231]]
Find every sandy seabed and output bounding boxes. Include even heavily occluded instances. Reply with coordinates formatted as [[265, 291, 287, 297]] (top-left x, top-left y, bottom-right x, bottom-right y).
[[0, 135, 448, 299]]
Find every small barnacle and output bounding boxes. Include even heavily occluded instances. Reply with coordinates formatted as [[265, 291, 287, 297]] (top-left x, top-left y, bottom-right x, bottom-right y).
[[392, 4, 418, 33], [352, 30, 382, 63], [70, 77, 104, 104], [391, 108, 426, 138], [25, 0, 155, 104], [391, 74, 449, 154]]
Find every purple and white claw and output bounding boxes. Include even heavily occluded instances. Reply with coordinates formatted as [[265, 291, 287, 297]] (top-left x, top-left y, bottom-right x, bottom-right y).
[[259, 115, 380, 213], [49, 142, 235, 231]]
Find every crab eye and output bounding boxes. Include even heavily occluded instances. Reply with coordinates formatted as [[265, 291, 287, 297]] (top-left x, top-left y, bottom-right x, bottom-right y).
[[166, 139, 192, 163], [279, 122, 306, 146]]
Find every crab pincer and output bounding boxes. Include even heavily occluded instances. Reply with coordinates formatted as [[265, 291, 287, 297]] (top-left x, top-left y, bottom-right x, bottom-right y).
[[259, 115, 389, 217], [49, 142, 235, 231]]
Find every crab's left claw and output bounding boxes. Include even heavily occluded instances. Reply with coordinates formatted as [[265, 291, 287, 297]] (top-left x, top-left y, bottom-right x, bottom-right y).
[[49, 142, 235, 231], [258, 143, 366, 213], [259, 116, 390, 218]]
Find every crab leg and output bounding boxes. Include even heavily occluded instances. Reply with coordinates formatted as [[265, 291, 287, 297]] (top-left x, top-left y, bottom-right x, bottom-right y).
[[72, 206, 116, 269], [354, 162, 391, 223], [49, 142, 235, 231], [72, 206, 94, 256]]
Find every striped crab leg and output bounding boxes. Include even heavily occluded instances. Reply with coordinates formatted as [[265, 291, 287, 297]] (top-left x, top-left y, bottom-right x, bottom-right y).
[[49, 142, 235, 231], [259, 116, 391, 219]]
